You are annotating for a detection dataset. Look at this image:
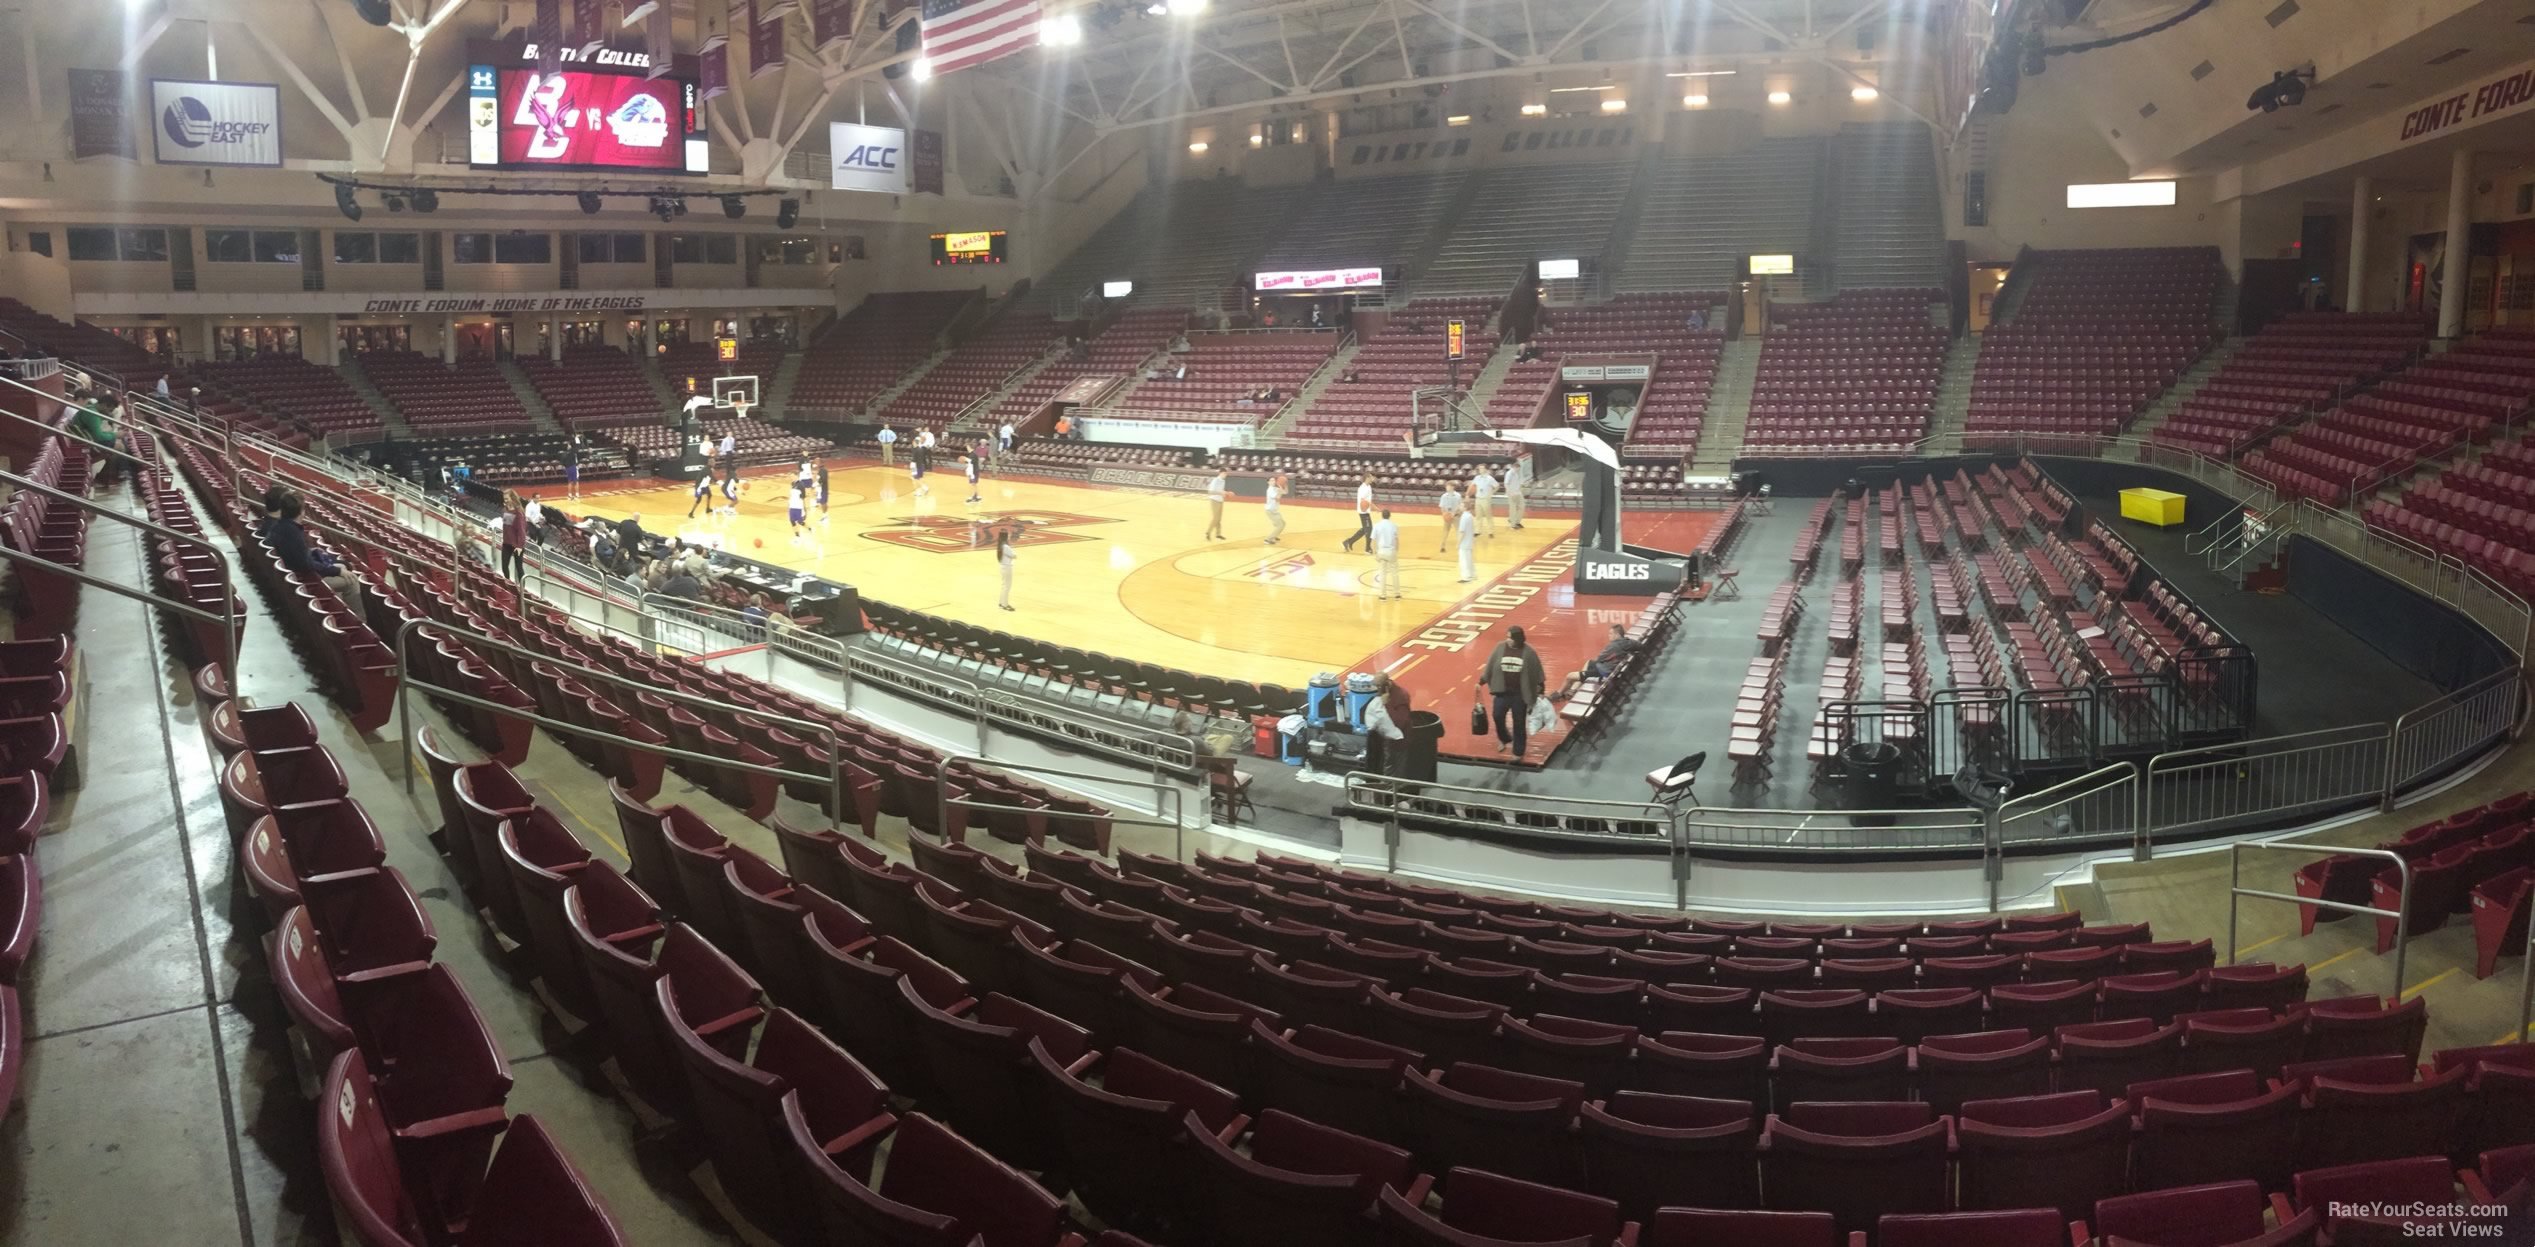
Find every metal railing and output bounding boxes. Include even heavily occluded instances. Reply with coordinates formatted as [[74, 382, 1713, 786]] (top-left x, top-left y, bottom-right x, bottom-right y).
[[389, 617, 851, 823], [2142, 724, 2395, 843], [2386, 666, 2525, 795], [2229, 838, 2413, 1002], [1998, 762, 2141, 852], [932, 754, 1190, 858]]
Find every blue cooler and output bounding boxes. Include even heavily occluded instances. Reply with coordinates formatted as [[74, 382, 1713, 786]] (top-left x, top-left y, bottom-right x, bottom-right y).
[[1344, 671, 1380, 731], [1304, 672, 1344, 725], [1276, 714, 1309, 766]]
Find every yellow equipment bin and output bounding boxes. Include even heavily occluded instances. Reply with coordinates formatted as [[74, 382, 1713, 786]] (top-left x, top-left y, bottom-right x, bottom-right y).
[[2119, 487, 2187, 527]]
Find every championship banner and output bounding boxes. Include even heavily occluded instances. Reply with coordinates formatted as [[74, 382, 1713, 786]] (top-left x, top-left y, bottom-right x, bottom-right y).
[[573, 0, 608, 53], [644, 7, 677, 77], [535, 0, 565, 72], [699, 43, 730, 101], [747, 0, 786, 78], [150, 79, 282, 168], [68, 69, 134, 160], [829, 122, 907, 191], [810, 0, 857, 49], [911, 128, 945, 195]]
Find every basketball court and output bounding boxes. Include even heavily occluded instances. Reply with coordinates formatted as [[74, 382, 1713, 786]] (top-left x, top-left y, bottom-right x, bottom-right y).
[[569, 460, 1716, 762]]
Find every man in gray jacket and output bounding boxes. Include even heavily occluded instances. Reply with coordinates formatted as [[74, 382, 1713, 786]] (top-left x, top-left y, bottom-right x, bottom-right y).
[[1484, 624, 1546, 760]]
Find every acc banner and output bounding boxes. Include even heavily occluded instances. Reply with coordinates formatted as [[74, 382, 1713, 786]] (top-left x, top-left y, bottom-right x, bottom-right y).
[[830, 122, 908, 191], [911, 128, 945, 195], [68, 69, 135, 160], [150, 79, 282, 167]]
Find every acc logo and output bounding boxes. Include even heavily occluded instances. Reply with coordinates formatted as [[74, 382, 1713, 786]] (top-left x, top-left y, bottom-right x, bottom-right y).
[[1581, 561, 1651, 580], [163, 96, 269, 149], [840, 144, 900, 170]]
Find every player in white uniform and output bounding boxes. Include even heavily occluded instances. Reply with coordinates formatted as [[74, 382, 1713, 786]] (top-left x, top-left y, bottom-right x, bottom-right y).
[[1457, 505, 1478, 582], [786, 484, 808, 538], [1371, 509, 1402, 601]]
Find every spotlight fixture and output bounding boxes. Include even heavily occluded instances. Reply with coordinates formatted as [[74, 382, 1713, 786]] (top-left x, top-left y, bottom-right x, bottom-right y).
[[1188, 140, 1209, 154], [2247, 68, 2312, 113], [650, 195, 676, 222], [1040, 12, 1083, 46], [335, 183, 363, 222], [578, 191, 604, 215], [1167, 0, 1205, 14], [909, 56, 934, 82], [1683, 93, 1708, 107], [1851, 86, 1878, 101], [383, 193, 406, 212], [721, 195, 747, 219], [349, 0, 393, 25], [1767, 89, 1792, 105], [671, 196, 688, 216], [775, 198, 800, 229], [411, 188, 438, 213]]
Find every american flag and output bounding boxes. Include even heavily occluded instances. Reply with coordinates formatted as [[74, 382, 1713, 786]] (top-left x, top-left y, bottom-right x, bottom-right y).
[[921, 0, 1044, 74]]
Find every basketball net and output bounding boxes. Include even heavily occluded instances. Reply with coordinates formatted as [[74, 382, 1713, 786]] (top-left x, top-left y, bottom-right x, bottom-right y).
[[727, 398, 753, 424]]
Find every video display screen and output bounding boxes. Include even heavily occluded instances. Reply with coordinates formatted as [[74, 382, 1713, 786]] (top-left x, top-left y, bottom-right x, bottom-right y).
[[470, 64, 704, 173]]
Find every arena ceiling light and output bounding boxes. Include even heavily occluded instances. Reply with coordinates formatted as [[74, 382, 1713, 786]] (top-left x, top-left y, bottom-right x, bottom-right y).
[[1767, 89, 1793, 105], [1600, 98, 1627, 112], [1667, 69, 1736, 78], [1166, 0, 1206, 15], [1851, 86, 1879, 101], [578, 191, 604, 215], [721, 195, 747, 219], [1519, 103, 1547, 116], [909, 56, 934, 82], [775, 198, 800, 229], [1682, 93, 1709, 107], [1548, 85, 1616, 93], [1041, 13, 1084, 46]]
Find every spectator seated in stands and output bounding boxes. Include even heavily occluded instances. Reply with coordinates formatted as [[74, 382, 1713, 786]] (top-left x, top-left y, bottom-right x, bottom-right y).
[[260, 488, 363, 614], [1554, 624, 1641, 700]]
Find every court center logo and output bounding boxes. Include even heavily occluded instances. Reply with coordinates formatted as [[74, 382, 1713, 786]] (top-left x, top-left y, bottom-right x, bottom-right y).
[[862, 510, 1117, 554]]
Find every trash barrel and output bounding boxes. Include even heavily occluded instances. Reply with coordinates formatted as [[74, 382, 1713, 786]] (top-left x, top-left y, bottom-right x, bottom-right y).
[[1396, 710, 1445, 782], [1842, 740, 1903, 811]]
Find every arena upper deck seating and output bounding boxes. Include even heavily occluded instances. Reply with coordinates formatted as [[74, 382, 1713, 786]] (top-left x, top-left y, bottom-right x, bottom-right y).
[[1287, 301, 1499, 447], [1745, 290, 1946, 454], [1033, 181, 1309, 313], [878, 312, 1060, 432], [1416, 164, 1633, 299], [788, 290, 975, 418], [1533, 294, 1727, 454], [354, 350, 531, 436], [1618, 140, 1821, 295], [1110, 330, 1341, 423], [194, 356, 384, 441], [1965, 248, 2222, 445], [2151, 314, 2431, 459], [1255, 172, 1467, 275], [517, 347, 668, 430]]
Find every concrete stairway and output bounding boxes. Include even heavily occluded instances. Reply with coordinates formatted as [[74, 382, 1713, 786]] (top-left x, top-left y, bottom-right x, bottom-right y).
[[497, 361, 567, 434], [764, 351, 806, 417], [2124, 336, 2248, 447], [1456, 342, 1525, 428], [1921, 336, 1984, 455], [1255, 336, 1365, 444], [336, 359, 415, 439], [860, 348, 954, 422], [1691, 339, 1763, 468], [636, 357, 683, 418]]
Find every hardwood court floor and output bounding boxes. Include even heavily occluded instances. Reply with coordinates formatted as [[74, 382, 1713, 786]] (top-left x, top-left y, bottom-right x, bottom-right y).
[[572, 463, 1585, 690]]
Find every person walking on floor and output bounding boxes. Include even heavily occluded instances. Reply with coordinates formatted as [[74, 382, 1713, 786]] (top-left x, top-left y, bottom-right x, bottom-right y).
[[815, 462, 831, 521], [1456, 503, 1478, 583], [995, 527, 1018, 611], [499, 491, 528, 582], [1342, 473, 1376, 552], [1371, 508, 1402, 601], [1262, 471, 1287, 545], [1436, 480, 1463, 553], [1203, 466, 1227, 540], [1506, 454, 1528, 529], [717, 463, 740, 517], [1471, 466, 1498, 536], [909, 447, 930, 497], [999, 421, 1015, 455], [877, 425, 897, 466], [564, 435, 582, 500], [962, 453, 982, 505], [1484, 625, 1547, 760]]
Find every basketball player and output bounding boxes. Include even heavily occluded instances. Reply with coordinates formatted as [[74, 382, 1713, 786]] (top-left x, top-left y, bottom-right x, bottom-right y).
[[687, 469, 713, 518], [795, 455, 814, 501], [1471, 465, 1497, 535], [1342, 473, 1375, 552], [1203, 466, 1227, 540], [1506, 454, 1528, 529], [995, 527, 1018, 611], [962, 454, 982, 505], [909, 448, 930, 497], [1371, 507, 1402, 601], [787, 482, 808, 539], [564, 434, 582, 500], [718, 461, 740, 517], [1436, 479, 1463, 553], [815, 461, 831, 520], [1457, 503, 1478, 582], [1262, 471, 1286, 546]]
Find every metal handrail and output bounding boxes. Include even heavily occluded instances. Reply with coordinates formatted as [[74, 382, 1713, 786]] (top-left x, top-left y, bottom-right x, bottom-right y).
[[932, 753, 1191, 857], [389, 616, 848, 822], [2229, 838, 2412, 1002], [2383, 666, 2527, 797]]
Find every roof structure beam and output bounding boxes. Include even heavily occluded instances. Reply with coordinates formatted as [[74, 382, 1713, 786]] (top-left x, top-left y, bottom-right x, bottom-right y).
[[1198, 39, 1300, 95], [237, 22, 359, 140], [1392, 0, 1522, 65], [1304, 1, 1386, 90], [1540, 0, 1619, 62]]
